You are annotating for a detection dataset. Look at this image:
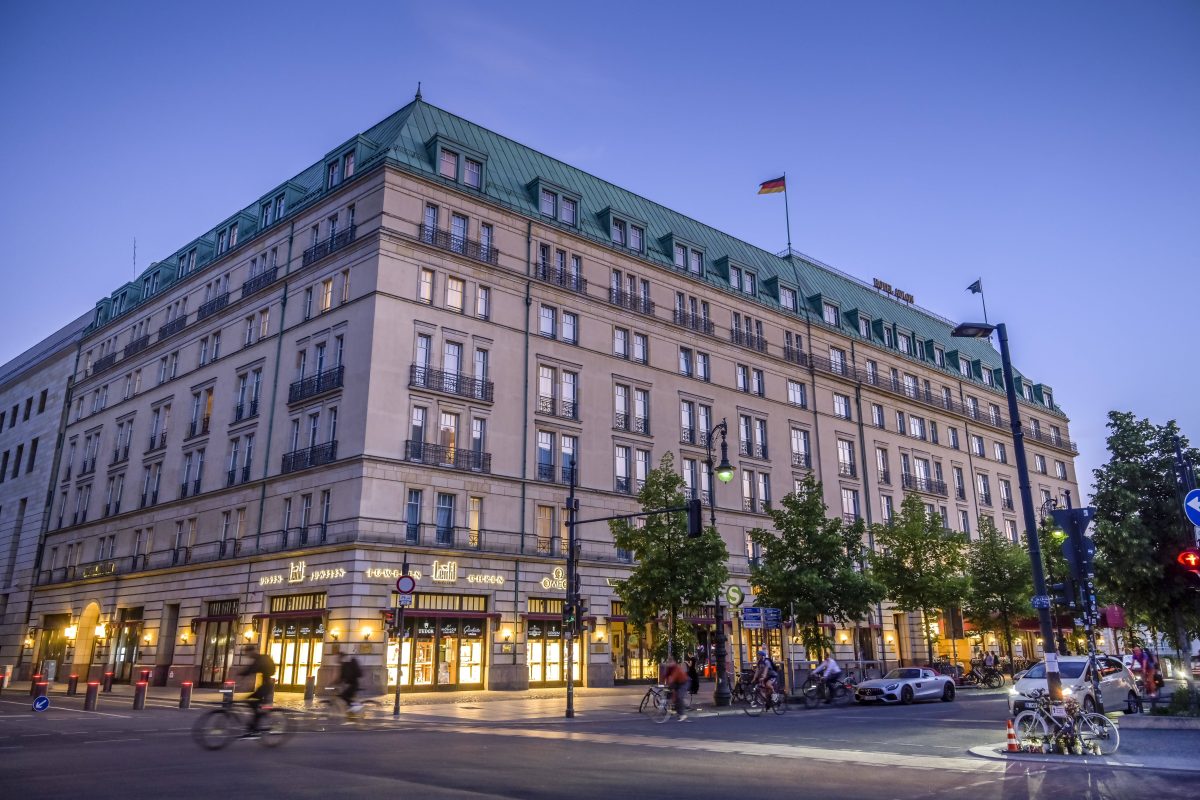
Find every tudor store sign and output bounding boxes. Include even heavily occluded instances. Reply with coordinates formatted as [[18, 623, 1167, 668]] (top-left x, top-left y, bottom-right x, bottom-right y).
[[541, 567, 568, 591]]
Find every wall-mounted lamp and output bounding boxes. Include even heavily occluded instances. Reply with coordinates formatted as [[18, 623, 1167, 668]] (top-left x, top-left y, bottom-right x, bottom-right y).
[[838, 632, 849, 644], [64, 625, 78, 641], [95, 624, 108, 639], [502, 629, 513, 643], [594, 628, 605, 642], [142, 631, 153, 645], [242, 627, 255, 642], [179, 630, 190, 644], [23, 636, 34, 649], [361, 626, 373, 641], [330, 628, 341, 641], [885, 634, 894, 644]]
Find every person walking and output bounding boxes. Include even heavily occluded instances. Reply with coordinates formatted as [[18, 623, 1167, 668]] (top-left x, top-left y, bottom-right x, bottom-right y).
[[337, 651, 363, 712], [687, 655, 700, 698]]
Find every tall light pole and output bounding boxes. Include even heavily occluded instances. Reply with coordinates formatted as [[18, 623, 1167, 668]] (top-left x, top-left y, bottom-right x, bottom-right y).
[[953, 321, 1063, 702], [702, 417, 736, 706]]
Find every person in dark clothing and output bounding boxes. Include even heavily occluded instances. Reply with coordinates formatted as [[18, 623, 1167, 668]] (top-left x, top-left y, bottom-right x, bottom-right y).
[[687, 656, 700, 697], [337, 652, 363, 711], [238, 645, 276, 735]]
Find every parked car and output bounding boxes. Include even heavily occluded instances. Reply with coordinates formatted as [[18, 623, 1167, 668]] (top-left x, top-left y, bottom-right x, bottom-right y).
[[855, 667, 956, 704], [1008, 655, 1139, 715]]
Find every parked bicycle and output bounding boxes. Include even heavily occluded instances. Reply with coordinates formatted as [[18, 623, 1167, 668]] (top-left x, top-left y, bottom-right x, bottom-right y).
[[801, 674, 853, 709], [729, 669, 756, 705], [744, 681, 788, 716], [192, 701, 293, 750], [962, 665, 1005, 689], [1012, 688, 1119, 755], [639, 684, 668, 714]]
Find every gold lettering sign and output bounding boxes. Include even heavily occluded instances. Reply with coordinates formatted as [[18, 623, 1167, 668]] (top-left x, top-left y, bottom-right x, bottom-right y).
[[541, 566, 568, 591], [365, 567, 424, 580], [308, 567, 346, 582], [872, 277, 914, 304], [431, 560, 458, 584], [288, 561, 307, 584], [82, 562, 117, 578], [466, 573, 505, 586], [259, 574, 284, 586]]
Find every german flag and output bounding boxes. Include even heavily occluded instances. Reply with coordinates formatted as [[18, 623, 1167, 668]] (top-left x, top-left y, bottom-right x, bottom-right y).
[[758, 176, 786, 194]]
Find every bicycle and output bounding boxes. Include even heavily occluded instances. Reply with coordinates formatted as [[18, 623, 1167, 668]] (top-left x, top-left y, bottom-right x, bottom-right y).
[[639, 684, 668, 714], [743, 681, 787, 716], [653, 684, 690, 723], [1012, 688, 1119, 755], [314, 688, 383, 730], [963, 666, 1004, 689], [192, 700, 294, 750], [729, 670, 756, 705], [801, 675, 852, 709]]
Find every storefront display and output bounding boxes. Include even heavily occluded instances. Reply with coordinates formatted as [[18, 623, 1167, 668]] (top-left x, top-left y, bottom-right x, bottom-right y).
[[386, 593, 488, 691], [196, 600, 239, 688], [264, 592, 326, 690]]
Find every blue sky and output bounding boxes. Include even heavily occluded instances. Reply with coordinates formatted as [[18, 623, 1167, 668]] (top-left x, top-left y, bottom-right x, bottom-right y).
[[1, 1, 1196, 495]]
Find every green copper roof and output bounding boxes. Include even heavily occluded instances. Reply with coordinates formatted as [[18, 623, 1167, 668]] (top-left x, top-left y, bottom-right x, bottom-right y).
[[94, 96, 1063, 416]]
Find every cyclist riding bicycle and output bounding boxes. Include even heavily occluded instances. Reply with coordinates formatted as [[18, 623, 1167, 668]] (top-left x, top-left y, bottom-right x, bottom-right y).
[[811, 654, 843, 704], [751, 649, 779, 698], [336, 652, 363, 712], [238, 645, 276, 737], [662, 655, 690, 721]]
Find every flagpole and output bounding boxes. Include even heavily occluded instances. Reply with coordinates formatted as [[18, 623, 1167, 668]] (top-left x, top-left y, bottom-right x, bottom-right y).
[[782, 171, 793, 255], [981, 290, 989, 325]]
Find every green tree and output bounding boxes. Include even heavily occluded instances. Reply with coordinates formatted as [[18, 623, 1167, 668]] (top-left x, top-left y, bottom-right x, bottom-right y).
[[748, 474, 883, 654], [1036, 515, 1077, 654], [963, 517, 1033, 675], [1091, 412, 1200, 661], [610, 452, 729, 660], [871, 493, 968, 664]]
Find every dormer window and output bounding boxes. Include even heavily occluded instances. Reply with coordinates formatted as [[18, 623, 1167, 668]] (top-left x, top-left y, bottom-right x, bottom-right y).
[[674, 244, 686, 268], [858, 316, 871, 339], [1044, 390, 1053, 408], [217, 229, 228, 254], [464, 158, 481, 189], [882, 327, 895, 348], [629, 224, 643, 252], [561, 196, 576, 224], [982, 370, 995, 387], [343, 151, 355, 179], [934, 346, 945, 368], [1022, 383, 1032, 401], [541, 189, 557, 217], [780, 287, 797, 312], [898, 333, 911, 354], [689, 249, 702, 274], [439, 148, 458, 179], [959, 357, 971, 377], [228, 222, 238, 249], [612, 219, 627, 246], [822, 302, 840, 327], [274, 194, 285, 221], [327, 160, 342, 187]]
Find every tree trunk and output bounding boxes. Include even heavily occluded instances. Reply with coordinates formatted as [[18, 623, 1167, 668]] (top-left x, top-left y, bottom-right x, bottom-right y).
[[668, 603, 676, 661], [1002, 613, 1015, 678]]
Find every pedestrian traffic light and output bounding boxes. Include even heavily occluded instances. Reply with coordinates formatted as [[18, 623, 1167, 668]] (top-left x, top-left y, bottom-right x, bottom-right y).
[[382, 610, 397, 635], [1049, 581, 1075, 608], [1177, 548, 1200, 586], [687, 497, 704, 538], [563, 605, 577, 630]]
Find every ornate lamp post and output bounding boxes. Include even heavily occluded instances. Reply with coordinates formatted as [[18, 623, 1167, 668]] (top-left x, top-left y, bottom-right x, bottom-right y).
[[702, 417, 736, 706]]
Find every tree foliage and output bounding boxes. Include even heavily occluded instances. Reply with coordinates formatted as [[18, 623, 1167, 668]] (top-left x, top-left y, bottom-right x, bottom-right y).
[[610, 452, 729, 659], [871, 493, 968, 663], [1091, 411, 1200, 653], [748, 474, 884, 653], [963, 517, 1033, 672]]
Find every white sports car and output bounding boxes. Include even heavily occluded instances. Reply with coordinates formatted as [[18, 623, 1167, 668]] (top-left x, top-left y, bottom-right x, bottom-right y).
[[854, 667, 956, 704]]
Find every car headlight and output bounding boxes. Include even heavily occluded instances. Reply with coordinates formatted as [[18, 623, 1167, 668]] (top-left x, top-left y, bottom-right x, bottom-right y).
[[1009, 687, 1019, 695], [885, 683, 899, 691], [1062, 687, 1073, 696]]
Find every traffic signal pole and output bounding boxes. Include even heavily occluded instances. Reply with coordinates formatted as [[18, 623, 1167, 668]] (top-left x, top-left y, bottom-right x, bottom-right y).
[[392, 552, 409, 718], [565, 463, 578, 719]]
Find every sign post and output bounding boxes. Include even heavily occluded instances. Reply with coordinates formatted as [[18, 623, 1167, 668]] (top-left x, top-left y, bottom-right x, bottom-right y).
[[391, 559, 413, 718]]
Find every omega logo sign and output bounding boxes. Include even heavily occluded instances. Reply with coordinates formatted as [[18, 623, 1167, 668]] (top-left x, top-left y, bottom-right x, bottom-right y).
[[541, 567, 568, 591]]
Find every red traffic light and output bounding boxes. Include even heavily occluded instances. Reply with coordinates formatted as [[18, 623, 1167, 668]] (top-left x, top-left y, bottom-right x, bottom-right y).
[[1177, 549, 1200, 569]]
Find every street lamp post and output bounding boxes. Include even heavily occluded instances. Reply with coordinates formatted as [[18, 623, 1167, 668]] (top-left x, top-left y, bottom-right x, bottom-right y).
[[953, 321, 1063, 702], [702, 417, 736, 706]]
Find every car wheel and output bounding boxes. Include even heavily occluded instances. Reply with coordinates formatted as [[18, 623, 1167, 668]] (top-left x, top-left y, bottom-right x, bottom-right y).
[[901, 685, 914, 705], [1127, 691, 1139, 711], [941, 682, 955, 702], [1082, 695, 1096, 714]]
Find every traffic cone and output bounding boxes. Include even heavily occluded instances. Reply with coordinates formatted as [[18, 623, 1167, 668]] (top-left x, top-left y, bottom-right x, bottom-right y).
[[1006, 719, 1019, 752]]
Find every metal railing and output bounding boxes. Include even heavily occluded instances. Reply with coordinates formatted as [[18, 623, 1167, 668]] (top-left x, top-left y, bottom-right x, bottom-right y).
[[608, 287, 655, 316], [419, 224, 497, 264], [91, 352, 117, 374], [783, 345, 808, 367], [672, 309, 714, 335], [197, 291, 230, 321], [791, 452, 812, 469], [1022, 425, 1078, 452], [409, 364, 493, 402], [159, 316, 187, 341], [186, 417, 211, 439], [123, 334, 151, 359], [281, 441, 338, 473], [110, 445, 129, 465], [535, 261, 587, 293], [404, 440, 491, 473], [878, 468, 891, 485], [242, 266, 279, 297], [838, 463, 856, 479], [303, 224, 357, 267], [289, 365, 344, 404], [680, 427, 695, 445], [729, 327, 768, 353], [901, 473, 948, 496], [146, 432, 167, 453], [234, 400, 260, 421]]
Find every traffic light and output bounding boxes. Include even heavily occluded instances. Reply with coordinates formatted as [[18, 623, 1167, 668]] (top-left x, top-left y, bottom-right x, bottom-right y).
[[1177, 547, 1200, 586], [562, 604, 577, 630], [1050, 507, 1096, 584], [687, 497, 704, 538], [1049, 580, 1076, 608], [381, 610, 397, 635]]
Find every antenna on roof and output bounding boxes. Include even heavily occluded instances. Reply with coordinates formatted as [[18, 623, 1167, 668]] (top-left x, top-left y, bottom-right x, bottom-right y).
[[133, 237, 137, 277], [415, 81, 422, 102]]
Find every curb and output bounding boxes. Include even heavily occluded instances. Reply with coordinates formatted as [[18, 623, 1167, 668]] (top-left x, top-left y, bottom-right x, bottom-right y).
[[967, 743, 1200, 774]]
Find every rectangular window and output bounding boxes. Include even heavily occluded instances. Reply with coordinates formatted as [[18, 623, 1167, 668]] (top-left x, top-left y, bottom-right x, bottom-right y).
[[629, 225, 643, 252], [736, 365, 748, 392], [1055, 461, 1067, 480], [696, 353, 710, 382], [446, 277, 465, 312], [822, 302, 840, 327], [871, 403, 884, 428], [613, 327, 628, 358], [611, 219, 626, 246], [464, 158, 481, 188], [539, 305, 557, 338], [833, 393, 851, 420], [418, 268, 434, 304], [1035, 454, 1047, 473], [787, 380, 807, 408], [540, 189, 557, 217], [440, 148, 458, 179], [780, 286, 796, 311], [751, 369, 765, 397], [561, 197, 577, 225], [994, 442, 1007, 463], [971, 435, 985, 457], [949, 427, 960, 450], [633, 332, 648, 364], [561, 311, 578, 344], [679, 347, 693, 377], [476, 285, 491, 320]]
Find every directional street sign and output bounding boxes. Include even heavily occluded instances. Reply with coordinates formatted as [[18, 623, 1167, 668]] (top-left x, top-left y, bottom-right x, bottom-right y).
[[396, 594, 414, 607], [32, 696, 49, 712], [742, 607, 763, 629], [762, 608, 783, 630], [395, 575, 417, 595], [1184, 489, 1200, 528], [1031, 595, 1051, 610]]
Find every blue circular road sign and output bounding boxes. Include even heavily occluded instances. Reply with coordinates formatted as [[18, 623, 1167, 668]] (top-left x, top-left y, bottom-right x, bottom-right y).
[[1184, 489, 1200, 528], [32, 695, 50, 712]]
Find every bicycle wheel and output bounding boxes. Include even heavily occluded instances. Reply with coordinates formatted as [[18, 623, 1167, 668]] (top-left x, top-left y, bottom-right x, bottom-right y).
[[744, 689, 765, 716], [258, 709, 294, 747], [801, 681, 820, 710], [771, 691, 788, 715], [831, 682, 852, 706], [192, 709, 240, 751], [653, 694, 674, 724], [985, 672, 1004, 690], [1077, 712, 1119, 755], [639, 689, 653, 713], [1013, 711, 1049, 741]]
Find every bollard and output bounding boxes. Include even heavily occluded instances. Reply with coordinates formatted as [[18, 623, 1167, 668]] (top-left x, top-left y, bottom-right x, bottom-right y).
[[67, 674, 79, 696], [304, 675, 316, 706], [139, 668, 151, 684], [179, 681, 192, 709], [132, 681, 147, 710], [102, 672, 114, 692], [30, 674, 43, 696], [33, 681, 48, 700], [221, 680, 235, 707], [83, 681, 99, 710]]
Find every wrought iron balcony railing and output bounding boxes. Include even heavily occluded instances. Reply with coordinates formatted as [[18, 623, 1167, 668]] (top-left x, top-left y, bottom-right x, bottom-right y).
[[234, 400, 260, 422], [782, 345, 808, 367], [672, 309, 714, 335], [535, 261, 587, 293], [608, 287, 655, 316], [242, 266, 279, 297], [838, 463, 857, 479], [91, 352, 117, 375], [159, 316, 187, 341], [124, 334, 151, 359], [409, 364, 493, 403], [281, 441, 338, 473], [197, 291, 230, 321], [791, 452, 812, 469], [901, 473, 948, 496], [289, 365, 344, 404], [303, 224, 357, 267], [419, 223, 497, 264], [729, 327, 768, 353], [404, 440, 491, 473]]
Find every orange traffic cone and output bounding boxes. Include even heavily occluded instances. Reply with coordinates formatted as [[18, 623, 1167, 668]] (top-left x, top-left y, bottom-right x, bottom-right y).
[[1006, 719, 1018, 752]]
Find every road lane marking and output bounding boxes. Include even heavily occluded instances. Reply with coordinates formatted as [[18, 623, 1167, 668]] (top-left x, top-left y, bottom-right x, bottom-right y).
[[0, 699, 131, 718], [431, 725, 1006, 774], [84, 738, 141, 744]]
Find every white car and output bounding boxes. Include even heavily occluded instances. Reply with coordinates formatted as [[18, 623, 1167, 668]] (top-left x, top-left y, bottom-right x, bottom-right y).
[[1008, 655, 1140, 715], [855, 667, 956, 704]]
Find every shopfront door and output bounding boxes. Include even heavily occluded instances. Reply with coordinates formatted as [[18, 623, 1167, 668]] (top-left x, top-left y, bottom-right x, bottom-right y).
[[199, 620, 235, 687], [268, 617, 324, 689], [110, 608, 144, 683], [527, 620, 580, 687], [389, 615, 487, 691]]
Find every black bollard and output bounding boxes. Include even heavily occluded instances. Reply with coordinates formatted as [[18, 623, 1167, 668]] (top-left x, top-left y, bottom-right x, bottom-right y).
[[304, 675, 316, 706], [132, 681, 147, 710], [83, 681, 99, 710], [33, 681, 48, 699], [30, 674, 43, 696], [67, 674, 79, 696], [179, 681, 192, 709], [139, 668, 151, 684], [102, 672, 114, 692], [221, 680, 235, 708]]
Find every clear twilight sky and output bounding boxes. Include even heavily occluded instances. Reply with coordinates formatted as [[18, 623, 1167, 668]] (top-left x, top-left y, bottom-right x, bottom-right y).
[[1, 1, 1196, 497]]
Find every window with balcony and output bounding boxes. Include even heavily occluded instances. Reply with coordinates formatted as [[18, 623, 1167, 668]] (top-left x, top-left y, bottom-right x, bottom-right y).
[[790, 428, 811, 469], [837, 439, 856, 478], [614, 445, 631, 493], [841, 488, 860, 522], [680, 401, 696, 445]]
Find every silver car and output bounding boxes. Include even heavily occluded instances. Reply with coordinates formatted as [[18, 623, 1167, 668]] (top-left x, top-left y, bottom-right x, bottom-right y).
[[1008, 655, 1140, 715], [854, 667, 956, 704]]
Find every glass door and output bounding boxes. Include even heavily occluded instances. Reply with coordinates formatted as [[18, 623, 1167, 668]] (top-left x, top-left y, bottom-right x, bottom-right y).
[[459, 620, 484, 685], [199, 620, 233, 687], [527, 621, 545, 683], [437, 621, 459, 687], [544, 622, 563, 683], [413, 618, 435, 686]]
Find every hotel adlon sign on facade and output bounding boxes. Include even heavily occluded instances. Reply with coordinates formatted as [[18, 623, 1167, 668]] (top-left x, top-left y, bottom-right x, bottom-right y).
[[259, 559, 575, 590]]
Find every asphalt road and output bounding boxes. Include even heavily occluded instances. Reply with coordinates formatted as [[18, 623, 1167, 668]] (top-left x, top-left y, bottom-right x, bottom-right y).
[[2, 687, 1197, 799]]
